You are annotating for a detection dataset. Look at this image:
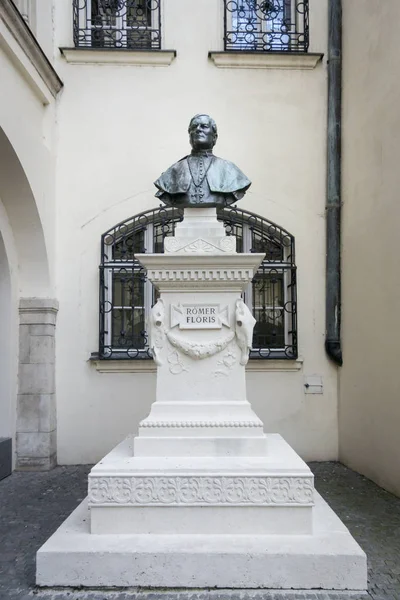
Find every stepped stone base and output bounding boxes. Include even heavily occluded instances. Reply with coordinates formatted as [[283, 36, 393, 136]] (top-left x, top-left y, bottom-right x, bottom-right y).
[[88, 434, 314, 535], [36, 491, 366, 590], [36, 434, 367, 591]]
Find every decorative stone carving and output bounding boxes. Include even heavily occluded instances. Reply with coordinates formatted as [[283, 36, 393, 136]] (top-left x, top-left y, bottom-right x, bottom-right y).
[[235, 298, 256, 366], [167, 350, 188, 375], [146, 268, 255, 284], [219, 236, 237, 253], [164, 238, 221, 253], [214, 349, 237, 376], [164, 236, 237, 254], [166, 329, 235, 360], [148, 298, 165, 366], [89, 475, 314, 506]]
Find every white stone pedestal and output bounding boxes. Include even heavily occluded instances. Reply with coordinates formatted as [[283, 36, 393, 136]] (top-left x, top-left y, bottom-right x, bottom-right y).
[[37, 435, 366, 590], [36, 208, 367, 592]]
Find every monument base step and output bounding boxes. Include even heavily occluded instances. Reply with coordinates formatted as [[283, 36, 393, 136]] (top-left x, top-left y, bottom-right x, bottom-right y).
[[87, 434, 314, 535], [36, 492, 367, 590]]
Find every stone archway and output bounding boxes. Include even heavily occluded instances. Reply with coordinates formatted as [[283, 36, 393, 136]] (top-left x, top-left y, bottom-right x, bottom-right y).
[[0, 128, 50, 296], [0, 127, 57, 471]]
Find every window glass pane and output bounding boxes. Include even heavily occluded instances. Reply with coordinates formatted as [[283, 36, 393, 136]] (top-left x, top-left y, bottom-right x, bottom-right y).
[[252, 270, 284, 308], [230, 0, 259, 50], [127, 2, 152, 26], [112, 270, 144, 307], [252, 270, 284, 349], [91, 0, 118, 25], [90, 0, 118, 47], [252, 230, 283, 260], [112, 229, 145, 261], [153, 223, 167, 254], [127, 29, 152, 48], [153, 220, 179, 253], [111, 308, 145, 348], [253, 308, 285, 348]]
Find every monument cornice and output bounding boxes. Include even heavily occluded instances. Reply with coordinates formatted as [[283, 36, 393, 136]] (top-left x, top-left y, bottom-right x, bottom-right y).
[[136, 252, 265, 291], [136, 253, 265, 269]]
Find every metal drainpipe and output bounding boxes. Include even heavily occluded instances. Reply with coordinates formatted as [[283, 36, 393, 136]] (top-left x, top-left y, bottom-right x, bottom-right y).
[[325, 0, 343, 366]]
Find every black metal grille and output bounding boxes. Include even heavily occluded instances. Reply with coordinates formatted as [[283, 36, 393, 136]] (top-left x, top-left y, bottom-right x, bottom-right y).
[[73, 0, 161, 50], [98, 205, 297, 360], [224, 0, 309, 52]]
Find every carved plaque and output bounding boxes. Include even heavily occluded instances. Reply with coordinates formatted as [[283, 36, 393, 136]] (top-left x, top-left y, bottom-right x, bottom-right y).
[[171, 303, 229, 330]]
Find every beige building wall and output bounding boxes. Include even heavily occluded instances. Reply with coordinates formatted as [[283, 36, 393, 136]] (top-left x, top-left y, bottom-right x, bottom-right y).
[[340, 1, 400, 495], [52, 0, 340, 464]]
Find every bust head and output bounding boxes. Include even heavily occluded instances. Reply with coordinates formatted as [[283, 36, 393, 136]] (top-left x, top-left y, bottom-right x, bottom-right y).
[[188, 114, 218, 152], [154, 113, 251, 208]]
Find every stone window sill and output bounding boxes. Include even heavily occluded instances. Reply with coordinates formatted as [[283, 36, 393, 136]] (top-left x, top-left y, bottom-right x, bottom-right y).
[[91, 357, 303, 373], [208, 51, 323, 70], [60, 47, 176, 66]]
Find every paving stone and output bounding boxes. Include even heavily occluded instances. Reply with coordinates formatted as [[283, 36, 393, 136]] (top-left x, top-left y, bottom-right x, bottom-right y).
[[1, 462, 400, 599]]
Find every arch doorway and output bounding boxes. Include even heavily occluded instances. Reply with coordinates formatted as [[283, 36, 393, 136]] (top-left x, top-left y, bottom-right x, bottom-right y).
[[0, 127, 57, 472]]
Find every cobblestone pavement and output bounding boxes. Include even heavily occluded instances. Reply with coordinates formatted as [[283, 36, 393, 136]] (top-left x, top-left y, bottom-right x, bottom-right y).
[[0, 462, 399, 600]]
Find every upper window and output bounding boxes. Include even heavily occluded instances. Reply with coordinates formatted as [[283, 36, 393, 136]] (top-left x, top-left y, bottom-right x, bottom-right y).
[[73, 0, 161, 50], [98, 206, 297, 361], [224, 0, 309, 52]]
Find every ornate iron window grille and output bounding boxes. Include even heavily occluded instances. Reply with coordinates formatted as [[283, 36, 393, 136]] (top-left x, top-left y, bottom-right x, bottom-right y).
[[98, 205, 297, 360], [73, 0, 161, 50], [224, 0, 309, 52]]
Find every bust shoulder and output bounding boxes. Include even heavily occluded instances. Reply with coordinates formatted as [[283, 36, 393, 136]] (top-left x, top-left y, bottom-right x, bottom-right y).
[[154, 156, 191, 195], [207, 156, 251, 194]]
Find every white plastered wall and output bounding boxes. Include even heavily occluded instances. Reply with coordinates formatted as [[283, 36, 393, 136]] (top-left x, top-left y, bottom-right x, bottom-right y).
[[0, 20, 57, 463], [53, 0, 338, 464], [340, 1, 400, 496], [0, 49, 55, 297]]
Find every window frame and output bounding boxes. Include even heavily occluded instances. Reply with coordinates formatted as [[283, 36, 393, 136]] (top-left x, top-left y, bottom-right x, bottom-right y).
[[98, 205, 297, 361], [223, 0, 309, 53], [73, 0, 162, 50]]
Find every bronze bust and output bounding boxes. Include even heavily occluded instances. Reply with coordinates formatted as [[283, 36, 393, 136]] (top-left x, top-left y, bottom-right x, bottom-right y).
[[154, 114, 251, 208]]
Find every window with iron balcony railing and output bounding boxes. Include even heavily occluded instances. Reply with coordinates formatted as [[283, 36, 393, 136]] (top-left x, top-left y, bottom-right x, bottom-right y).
[[72, 1, 308, 53], [224, 0, 309, 52], [73, 0, 161, 50], [97, 206, 298, 362]]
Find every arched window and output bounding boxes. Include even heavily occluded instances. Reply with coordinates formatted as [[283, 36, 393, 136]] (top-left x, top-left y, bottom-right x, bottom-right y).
[[98, 206, 297, 360]]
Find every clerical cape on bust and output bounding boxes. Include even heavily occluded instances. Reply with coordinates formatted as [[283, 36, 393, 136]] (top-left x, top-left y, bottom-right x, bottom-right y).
[[154, 114, 251, 208]]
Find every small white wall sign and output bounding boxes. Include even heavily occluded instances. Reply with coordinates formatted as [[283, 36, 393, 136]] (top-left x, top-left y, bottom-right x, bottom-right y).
[[171, 303, 229, 330], [304, 375, 324, 395]]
